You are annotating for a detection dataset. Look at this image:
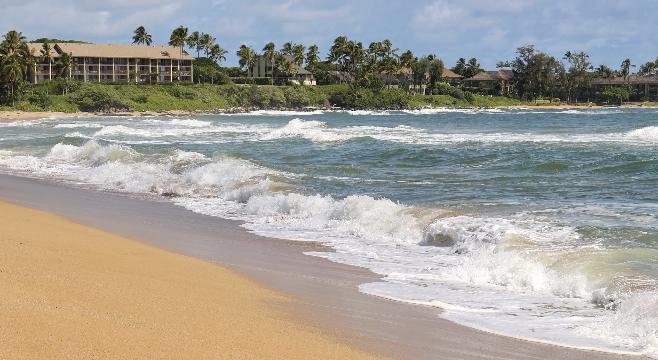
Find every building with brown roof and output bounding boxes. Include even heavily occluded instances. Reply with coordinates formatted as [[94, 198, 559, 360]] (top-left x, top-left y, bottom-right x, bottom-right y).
[[442, 68, 463, 84], [27, 43, 193, 84], [464, 70, 513, 95], [590, 75, 658, 99]]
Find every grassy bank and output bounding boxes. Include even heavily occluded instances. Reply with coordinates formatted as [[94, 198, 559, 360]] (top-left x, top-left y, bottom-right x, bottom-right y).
[[0, 81, 531, 113]]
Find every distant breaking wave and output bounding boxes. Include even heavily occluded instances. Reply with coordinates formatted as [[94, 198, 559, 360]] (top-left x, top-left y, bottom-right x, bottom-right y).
[[48, 118, 658, 145]]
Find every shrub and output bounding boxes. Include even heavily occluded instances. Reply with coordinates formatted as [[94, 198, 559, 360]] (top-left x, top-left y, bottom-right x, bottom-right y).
[[167, 86, 196, 100], [132, 94, 149, 103], [464, 91, 475, 103], [24, 89, 53, 109], [432, 82, 466, 100], [46, 78, 80, 95], [599, 87, 630, 105], [325, 85, 409, 109], [71, 85, 131, 112]]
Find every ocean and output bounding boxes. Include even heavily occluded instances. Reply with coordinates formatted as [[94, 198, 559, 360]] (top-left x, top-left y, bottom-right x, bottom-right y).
[[1, 108, 657, 356]]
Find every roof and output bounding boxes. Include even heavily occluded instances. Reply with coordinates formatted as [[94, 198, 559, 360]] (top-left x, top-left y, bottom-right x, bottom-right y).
[[296, 67, 312, 75], [28, 43, 193, 60], [386, 67, 462, 79], [328, 71, 355, 82], [591, 75, 658, 85], [442, 68, 463, 78], [27, 43, 60, 58], [465, 70, 513, 82]]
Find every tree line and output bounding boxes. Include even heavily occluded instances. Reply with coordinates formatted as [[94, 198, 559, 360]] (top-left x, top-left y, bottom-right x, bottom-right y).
[[3, 26, 658, 106], [498, 45, 658, 102]]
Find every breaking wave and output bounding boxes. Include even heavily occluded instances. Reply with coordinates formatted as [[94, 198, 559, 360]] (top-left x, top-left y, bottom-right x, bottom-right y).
[[2, 109, 658, 357]]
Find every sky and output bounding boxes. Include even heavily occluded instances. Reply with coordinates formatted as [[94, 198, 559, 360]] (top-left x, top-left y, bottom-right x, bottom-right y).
[[1, 0, 657, 69]]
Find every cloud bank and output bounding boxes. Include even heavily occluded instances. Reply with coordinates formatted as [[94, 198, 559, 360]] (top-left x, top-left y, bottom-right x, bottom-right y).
[[1, 0, 656, 68]]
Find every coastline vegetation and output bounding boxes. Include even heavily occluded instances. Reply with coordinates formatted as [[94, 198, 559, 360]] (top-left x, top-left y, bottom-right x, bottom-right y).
[[2, 27, 657, 112], [0, 81, 526, 113]]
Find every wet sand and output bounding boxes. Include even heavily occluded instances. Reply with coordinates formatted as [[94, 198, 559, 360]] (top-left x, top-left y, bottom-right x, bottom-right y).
[[0, 199, 379, 359], [0, 174, 646, 359]]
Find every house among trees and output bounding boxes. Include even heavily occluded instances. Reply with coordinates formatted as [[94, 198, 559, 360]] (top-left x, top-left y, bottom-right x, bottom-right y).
[[464, 70, 514, 96], [441, 69, 463, 84], [327, 71, 355, 84], [248, 55, 316, 85], [27, 43, 193, 83]]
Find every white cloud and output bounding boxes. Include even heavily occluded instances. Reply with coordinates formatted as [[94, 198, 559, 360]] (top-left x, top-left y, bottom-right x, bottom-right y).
[[1, 0, 657, 68]]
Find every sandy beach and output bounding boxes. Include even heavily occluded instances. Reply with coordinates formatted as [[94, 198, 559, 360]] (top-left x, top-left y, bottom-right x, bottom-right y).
[[0, 198, 379, 359], [0, 111, 87, 122]]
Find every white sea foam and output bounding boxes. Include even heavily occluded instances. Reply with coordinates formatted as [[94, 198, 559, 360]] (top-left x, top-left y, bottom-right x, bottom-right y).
[[54, 123, 103, 129], [236, 109, 326, 116], [143, 118, 212, 127], [345, 110, 393, 116], [258, 118, 351, 142], [402, 108, 505, 115], [626, 126, 658, 142]]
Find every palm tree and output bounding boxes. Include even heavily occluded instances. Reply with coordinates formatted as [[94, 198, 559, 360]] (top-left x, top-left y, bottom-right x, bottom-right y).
[[199, 33, 215, 57], [292, 44, 305, 66], [237, 45, 257, 83], [168, 26, 188, 81], [368, 41, 383, 63], [0, 30, 31, 104], [186, 31, 201, 58], [275, 53, 297, 82], [399, 50, 414, 68], [208, 44, 227, 63], [0, 30, 26, 55], [620, 58, 636, 91], [281, 42, 293, 56], [40, 42, 54, 80], [305, 45, 319, 69], [328, 36, 348, 64], [620, 59, 635, 79], [56, 52, 74, 80], [0, 53, 26, 106], [381, 39, 398, 59], [132, 26, 152, 45], [262, 42, 276, 85]]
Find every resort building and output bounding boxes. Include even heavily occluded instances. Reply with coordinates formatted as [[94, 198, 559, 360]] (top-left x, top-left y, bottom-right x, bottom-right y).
[[591, 75, 658, 100], [248, 55, 316, 85], [464, 70, 514, 96], [27, 43, 193, 84]]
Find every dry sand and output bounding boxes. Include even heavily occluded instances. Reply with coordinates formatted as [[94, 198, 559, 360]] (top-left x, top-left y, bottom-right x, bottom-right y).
[[0, 111, 86, 122], [0, 199, 379, 360]]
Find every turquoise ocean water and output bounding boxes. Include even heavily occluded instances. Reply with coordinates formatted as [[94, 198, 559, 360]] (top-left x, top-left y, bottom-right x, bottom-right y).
[[1, 108, 657, 355]]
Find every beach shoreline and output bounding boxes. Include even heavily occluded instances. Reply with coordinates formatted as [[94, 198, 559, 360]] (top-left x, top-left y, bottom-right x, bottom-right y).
[[1, 103, 656, 122], [0, 173, 643, 360]]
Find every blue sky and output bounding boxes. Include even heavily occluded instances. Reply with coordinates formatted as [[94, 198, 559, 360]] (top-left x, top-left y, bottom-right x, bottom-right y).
[[2, 0, 657, 69]]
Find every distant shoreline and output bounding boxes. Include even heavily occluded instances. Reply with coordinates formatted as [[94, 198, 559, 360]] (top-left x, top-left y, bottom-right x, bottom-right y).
[[2, 103, 657, 122]]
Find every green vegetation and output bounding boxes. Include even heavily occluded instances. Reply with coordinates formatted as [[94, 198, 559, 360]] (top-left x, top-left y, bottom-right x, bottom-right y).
[[599, 87, 630, 105], [3, 26, 657, 111], [1, 81, 530, 113], [30, 38, 88, 44]]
